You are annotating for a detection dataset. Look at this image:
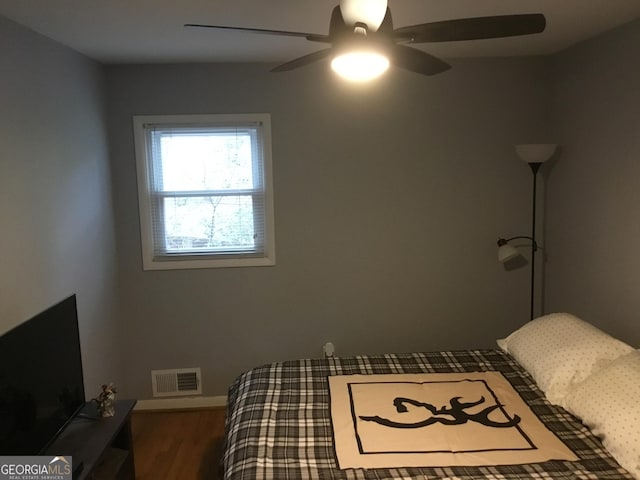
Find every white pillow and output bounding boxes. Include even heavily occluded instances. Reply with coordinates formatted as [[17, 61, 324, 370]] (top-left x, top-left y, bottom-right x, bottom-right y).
[[563, 350, 640, 478], [497, 312, 633, 404]]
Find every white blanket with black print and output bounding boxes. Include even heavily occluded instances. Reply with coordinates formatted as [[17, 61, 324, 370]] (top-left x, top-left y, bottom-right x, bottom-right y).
[[329, 371, 577, 469]]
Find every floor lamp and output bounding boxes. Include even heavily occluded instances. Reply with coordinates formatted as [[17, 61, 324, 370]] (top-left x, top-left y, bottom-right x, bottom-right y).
[[497, 144, 556, 320]]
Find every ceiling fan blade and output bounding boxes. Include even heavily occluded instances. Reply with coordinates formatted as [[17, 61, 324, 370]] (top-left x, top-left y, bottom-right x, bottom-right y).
[[394, 14, 546, 43], [271, 48, 334, 72], [185, 24, 330, 43], [390, 44, 451, 76]]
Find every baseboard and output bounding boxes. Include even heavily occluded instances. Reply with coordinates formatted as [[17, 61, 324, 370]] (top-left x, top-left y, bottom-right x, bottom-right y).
[[134, 395, 227, 411]]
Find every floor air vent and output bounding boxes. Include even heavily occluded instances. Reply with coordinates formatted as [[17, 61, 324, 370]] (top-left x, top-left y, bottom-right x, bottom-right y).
[[151, 368, 202, 397]]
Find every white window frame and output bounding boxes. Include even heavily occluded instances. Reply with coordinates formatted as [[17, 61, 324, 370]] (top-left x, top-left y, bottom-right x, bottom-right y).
[[133, 113, 276, 270]]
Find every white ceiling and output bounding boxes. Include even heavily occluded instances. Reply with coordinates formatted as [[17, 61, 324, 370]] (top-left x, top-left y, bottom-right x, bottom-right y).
[[0, 0, 638, 65]]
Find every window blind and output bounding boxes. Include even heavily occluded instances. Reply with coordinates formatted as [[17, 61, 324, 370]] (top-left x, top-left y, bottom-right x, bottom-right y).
[[144, 122, 267, 260]]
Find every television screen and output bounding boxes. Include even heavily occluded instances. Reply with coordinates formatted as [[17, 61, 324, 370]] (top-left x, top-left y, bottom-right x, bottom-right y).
[[0, 294, 85, 454]]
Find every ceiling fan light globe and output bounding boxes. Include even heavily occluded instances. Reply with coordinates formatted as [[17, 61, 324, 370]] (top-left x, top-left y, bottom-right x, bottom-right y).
[[340, 0, 388, 32], [331, 51, 389, 82]]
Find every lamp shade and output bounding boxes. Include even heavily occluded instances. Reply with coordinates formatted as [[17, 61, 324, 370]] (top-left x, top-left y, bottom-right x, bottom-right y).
[[515, 144, 556, 164], [498, 243, 520, 263]]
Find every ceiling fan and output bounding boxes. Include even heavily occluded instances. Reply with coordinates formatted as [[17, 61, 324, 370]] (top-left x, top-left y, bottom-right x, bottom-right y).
[[186, 0, 546, 81]]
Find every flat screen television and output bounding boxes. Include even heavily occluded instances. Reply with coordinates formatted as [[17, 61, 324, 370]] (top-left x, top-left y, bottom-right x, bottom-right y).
[[0, 294, 86, 454]]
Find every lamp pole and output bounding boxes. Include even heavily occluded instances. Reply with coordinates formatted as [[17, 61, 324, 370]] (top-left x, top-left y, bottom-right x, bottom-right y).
[[528, 162, 542, 320]]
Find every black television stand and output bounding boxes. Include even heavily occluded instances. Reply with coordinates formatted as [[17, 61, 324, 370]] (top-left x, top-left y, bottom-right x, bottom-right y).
[[45, 399, 136, 480]]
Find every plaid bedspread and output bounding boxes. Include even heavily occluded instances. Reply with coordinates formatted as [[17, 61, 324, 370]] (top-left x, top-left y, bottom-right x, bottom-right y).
[[222, 349, 634, 480]]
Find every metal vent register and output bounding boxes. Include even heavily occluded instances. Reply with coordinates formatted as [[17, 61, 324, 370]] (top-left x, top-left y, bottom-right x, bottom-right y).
[[151, 367, 202, 397]]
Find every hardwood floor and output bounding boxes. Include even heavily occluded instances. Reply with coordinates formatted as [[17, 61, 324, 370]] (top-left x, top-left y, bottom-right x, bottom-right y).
[[132, 408, 226, 480]]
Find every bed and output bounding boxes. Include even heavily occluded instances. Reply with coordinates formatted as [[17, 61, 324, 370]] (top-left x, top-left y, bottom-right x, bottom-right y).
[[221, 314, 640, 479]]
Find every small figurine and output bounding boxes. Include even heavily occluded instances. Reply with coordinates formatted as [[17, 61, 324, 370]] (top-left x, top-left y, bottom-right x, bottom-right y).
[[93, 383, 116, 417]]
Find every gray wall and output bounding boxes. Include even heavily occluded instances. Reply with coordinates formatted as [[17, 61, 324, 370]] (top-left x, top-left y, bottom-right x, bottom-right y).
[[6, 12, 635, 402], [0, 16, 122, 396], [106, 58, 551, 398], [544, 20, 640, 346]]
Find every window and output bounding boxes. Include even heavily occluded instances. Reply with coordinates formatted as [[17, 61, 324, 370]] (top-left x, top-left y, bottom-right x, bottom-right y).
[[133, 114, 275, 270]]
